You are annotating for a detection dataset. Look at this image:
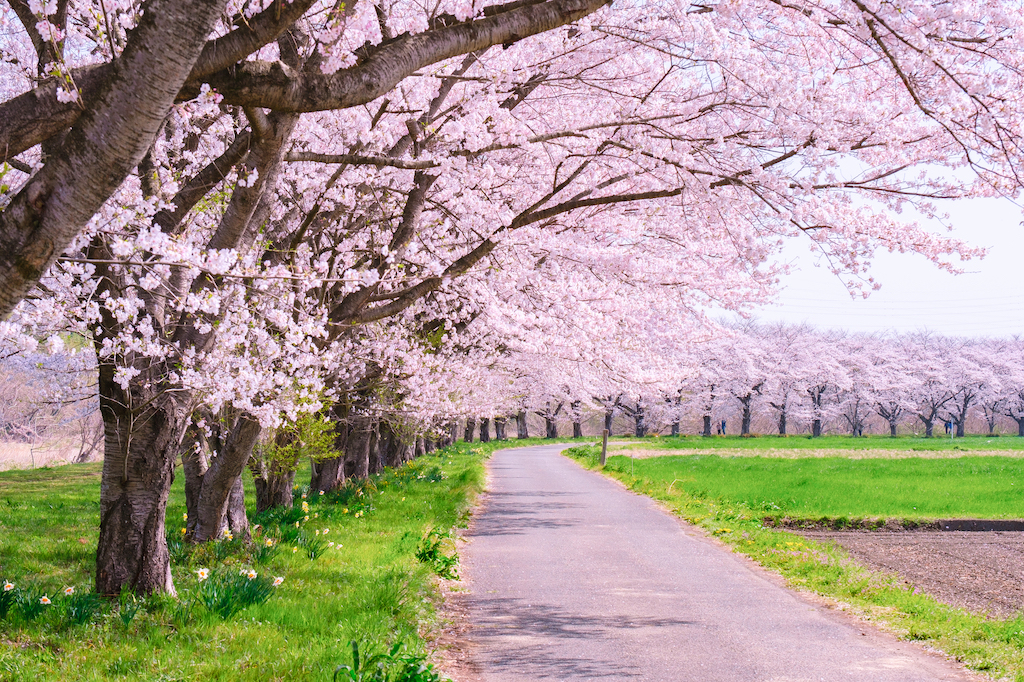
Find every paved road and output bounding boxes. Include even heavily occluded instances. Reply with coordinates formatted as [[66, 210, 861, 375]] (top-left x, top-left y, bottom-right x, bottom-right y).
[[462, 444, 976, 681]]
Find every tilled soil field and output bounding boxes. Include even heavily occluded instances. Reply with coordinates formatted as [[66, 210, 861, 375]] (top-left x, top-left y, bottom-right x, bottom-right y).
[[797, 530, 1024, 618]]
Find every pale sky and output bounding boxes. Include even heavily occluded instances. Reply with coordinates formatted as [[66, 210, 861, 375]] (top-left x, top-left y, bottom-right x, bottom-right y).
[[748, 196, 1024, 338]]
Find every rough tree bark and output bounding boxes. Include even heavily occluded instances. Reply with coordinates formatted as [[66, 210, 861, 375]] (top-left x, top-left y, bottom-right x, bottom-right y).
[[479, 417, 491, 443], [739, 396, 753, 436], [95, 364, 191, 596], [250, 430, 297, 512], [516, 410, 529, 439], [368, 423, 382, 475], [252, 458, 295, 512], [494, 417, 507, 441], [702, 414, 712, 437], [344, 414, 374, 480], [192, 414, 261, 543], [1014, 416, 1024, 437], [634, 404, 646, 438], [464, 418, 476, 443], [311, 403, 350, 494]]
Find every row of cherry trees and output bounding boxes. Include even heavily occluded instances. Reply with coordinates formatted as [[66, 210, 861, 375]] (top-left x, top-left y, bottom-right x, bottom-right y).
[[480, 324, 1024, 440], [4, 0, 1024, 596]]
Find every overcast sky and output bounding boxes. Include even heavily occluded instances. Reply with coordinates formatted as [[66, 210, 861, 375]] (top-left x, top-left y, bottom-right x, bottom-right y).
[[743, 195, 1024, 338]]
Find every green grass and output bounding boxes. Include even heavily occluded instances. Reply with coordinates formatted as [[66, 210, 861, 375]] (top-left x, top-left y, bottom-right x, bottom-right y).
[[566, 443, 1024, 680], [0, 437, 566, 681], [617, 433, 1024, 452], [610, 454, 1024, 520]]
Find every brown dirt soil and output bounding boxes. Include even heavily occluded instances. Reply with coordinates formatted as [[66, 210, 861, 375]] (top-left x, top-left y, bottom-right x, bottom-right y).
[[433, 570, 482, 682], [797, 530, 1024, 619]]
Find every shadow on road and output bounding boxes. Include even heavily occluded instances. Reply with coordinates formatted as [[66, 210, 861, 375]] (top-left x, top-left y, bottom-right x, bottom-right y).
[[472, 596, 697, 679], [473, 490, 582, 536]]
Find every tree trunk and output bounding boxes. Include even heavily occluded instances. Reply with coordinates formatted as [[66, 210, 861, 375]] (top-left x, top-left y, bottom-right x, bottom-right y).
[[922, 419, 934, 438], [311, 455, 344, 494], [249, 431, 296, 513], [812, 419, 822, 438], [1017, 417, 1024, 437], [570, 400, 582, 439], [494, 417, 507, 441], [479, 417, 490, 443], [415, 436, 426, 458], [670, 420, 680, 437], [96, 364, 190, 596], [740, 399, 752, 435], [192, 415, 261, 543], [253, 464, 295, 512], [516, 410, 529, 439], [181, 427, 207, 535], [702, 415, 712, 437], [956, 420, 965, 437], [368, 419, 385, 473], [345, 415, 373, 480], [604, 409, 614, 436], [889, 419, 898, 437], [464, 418, 476, 443], [778, 412, 787, 435], [381, 424, 412, 469], [311, 411, 349, 493], [634, 405, 646, 438], [225, 476, 249, 537]]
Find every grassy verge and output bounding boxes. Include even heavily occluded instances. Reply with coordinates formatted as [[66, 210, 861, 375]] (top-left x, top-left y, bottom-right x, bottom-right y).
[[0, 438, 562, 681], [566, 444, 1024, 681]]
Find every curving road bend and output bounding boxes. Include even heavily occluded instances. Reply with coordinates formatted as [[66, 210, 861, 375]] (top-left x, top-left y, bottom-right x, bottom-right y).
[[461, 444, 978, 682]]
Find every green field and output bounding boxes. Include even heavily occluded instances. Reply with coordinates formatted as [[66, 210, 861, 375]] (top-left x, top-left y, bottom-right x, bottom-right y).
[[615, 433, 1024, 453], [609, 454, 1024, 520], [0, 439, 538, 681]]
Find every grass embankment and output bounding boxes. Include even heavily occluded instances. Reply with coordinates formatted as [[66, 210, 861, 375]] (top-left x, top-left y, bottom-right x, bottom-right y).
[[0, 438, 553, 681], [566, 437, 1024, 680]]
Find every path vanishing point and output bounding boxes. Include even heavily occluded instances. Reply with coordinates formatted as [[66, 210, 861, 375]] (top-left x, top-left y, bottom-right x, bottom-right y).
[[461, 444, 978, 681]]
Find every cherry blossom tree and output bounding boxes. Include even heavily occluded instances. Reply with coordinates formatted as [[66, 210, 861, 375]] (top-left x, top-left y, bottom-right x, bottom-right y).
[[4, 0, 1024, 598]]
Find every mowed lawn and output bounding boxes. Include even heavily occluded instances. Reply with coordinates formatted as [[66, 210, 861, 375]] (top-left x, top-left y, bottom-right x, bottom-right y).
[[604, 437, 1024, 519]]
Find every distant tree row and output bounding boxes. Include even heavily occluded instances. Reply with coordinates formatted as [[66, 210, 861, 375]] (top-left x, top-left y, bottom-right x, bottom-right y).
[[459, 323, 1024, 440]]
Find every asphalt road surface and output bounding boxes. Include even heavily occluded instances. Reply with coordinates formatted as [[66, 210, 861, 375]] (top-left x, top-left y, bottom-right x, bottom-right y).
[[462, 444, 977, 681]]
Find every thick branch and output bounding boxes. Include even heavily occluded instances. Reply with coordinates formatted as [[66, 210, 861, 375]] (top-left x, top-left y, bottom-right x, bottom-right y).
[[344, 238, 497, 325], [199, 0, 611, 111], [284, 151, 438, 169]]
